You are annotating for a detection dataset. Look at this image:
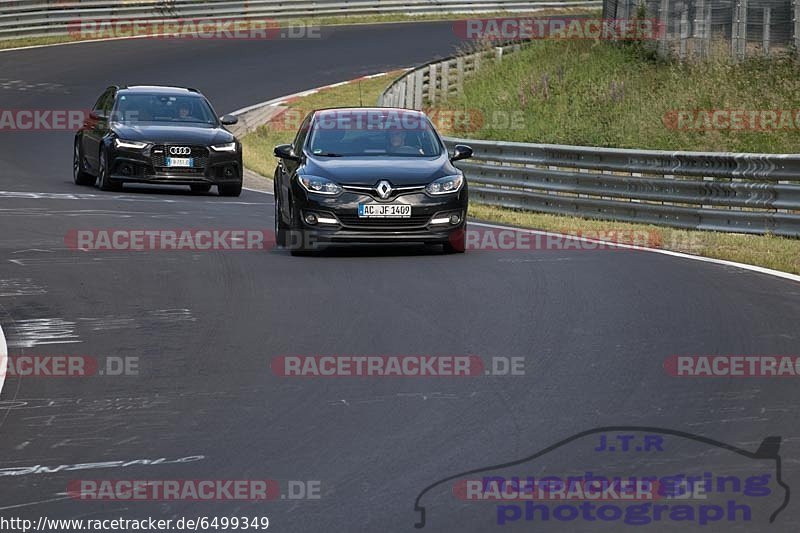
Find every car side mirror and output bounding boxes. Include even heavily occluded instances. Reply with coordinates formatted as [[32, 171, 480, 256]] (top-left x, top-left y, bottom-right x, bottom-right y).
[[89, 110, 107, 121], [220, 114, 239, 126], [274, 144, 301, 161], [450, 144, 473, 162]]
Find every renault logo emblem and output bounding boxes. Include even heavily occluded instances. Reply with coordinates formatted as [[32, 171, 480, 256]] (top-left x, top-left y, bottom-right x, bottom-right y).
[[375, 180, 393, 199]]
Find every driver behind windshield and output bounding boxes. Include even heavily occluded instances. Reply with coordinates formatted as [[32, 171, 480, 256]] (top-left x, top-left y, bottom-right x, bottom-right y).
[[176, 102, 195, 121], [386, 128, 422, 155]]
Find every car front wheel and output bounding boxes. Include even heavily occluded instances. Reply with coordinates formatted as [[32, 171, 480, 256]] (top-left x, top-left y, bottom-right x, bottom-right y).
[[274, 190, 288, 248], [73, 140, 94, 186], [97, 149, 121, 191]]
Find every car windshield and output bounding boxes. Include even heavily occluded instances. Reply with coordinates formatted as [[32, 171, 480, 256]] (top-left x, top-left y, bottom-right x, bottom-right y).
[[306, 110, 442, 157], [112, 93, 218, 125]]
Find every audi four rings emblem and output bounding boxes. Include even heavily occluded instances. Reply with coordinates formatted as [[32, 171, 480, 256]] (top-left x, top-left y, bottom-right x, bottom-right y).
[[169, 146, 191, 155]]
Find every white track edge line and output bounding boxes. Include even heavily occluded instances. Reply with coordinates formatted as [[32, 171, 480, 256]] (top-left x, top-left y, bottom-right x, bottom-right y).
[[469, 221, 800, 284], [243, 185, 799, 283]]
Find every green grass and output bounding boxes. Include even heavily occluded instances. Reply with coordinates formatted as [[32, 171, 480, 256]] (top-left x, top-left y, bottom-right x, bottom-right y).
[[241, 71, 397, 178], [0, 34, 81, 50], [437, 40, 800, 153], [470, 204, 800, 275]]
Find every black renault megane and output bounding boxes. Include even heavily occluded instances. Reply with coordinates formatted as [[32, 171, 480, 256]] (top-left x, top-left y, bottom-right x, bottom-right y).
[[273, 107, 472, 255], [73, 85, 243, 196]]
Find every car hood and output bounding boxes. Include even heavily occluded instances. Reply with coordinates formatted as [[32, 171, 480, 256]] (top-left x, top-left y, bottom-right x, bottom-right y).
[[301, 154, 456, 186], [112, 122, 234, 145]]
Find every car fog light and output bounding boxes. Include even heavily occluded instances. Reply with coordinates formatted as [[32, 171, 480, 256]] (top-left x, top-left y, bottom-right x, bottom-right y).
[[224, 167, 235, 178], [304, 213, 318, 225], [449, 214, 461, 225]]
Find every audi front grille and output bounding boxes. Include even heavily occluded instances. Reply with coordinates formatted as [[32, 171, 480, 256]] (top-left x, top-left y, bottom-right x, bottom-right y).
[[151, 145, 209, 174]]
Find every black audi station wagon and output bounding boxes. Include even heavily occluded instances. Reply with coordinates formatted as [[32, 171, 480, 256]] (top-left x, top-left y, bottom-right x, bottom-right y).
[[74, 85, 243, 196]]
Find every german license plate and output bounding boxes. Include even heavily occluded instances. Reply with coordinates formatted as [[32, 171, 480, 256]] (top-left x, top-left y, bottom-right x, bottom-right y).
[[358, 203, 411, 218], [166, 157, 193, 167]]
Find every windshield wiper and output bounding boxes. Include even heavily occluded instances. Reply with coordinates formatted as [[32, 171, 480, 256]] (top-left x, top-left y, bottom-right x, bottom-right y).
[[313, 152, 343, 157]]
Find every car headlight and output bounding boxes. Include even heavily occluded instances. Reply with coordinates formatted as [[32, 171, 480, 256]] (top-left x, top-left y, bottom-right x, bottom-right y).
[[426, 174, 463, 195], [210, 142, 238, 153], [298, 175, 342, 195], [114, 138, 148, 150]]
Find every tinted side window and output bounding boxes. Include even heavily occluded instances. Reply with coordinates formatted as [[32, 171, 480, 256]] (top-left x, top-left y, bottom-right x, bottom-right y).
[[101, 89, 116, 114], [293, 114, 312, 153], [92, 92, 107, 113], [93, 88, 115, 115]]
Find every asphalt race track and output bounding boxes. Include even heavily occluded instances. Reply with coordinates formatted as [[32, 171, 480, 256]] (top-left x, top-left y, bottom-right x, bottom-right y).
[[0, 20, 799, 533]]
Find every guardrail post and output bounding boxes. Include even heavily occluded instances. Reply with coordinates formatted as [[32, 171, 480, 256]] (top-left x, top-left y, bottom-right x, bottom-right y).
[[428, 63, 437, 104], [658, 0, 670, 58], [703, 2, 712, 58], [619, 0, 629, 22], [398, 79, 407, 108], [732, 0, 747, 60], [495, 46, 503, 61], [414, 69, 424, 109], [441, 61, 450, 100], [694, 0, 705, 39], [794, 0, 800, 56], [762, 8, 770, 56], [793, 0, 799, 57], [680, 10, 689, 59], [405, 74, 415, 109], [456, 56, 465, 96]]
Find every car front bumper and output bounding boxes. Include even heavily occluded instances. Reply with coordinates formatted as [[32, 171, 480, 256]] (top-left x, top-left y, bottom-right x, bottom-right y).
[[291, 184, 468, 245], [107, 145, 242, 185]]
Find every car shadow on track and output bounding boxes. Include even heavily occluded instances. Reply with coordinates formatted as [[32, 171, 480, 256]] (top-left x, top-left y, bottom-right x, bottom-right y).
[[74, 182, 219, 197], [274, 243, 453, 258]]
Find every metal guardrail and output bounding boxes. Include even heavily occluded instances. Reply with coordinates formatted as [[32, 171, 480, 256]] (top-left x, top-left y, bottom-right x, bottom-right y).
[[0, 0, 602, 40], [379, 46, 800, 237], [378, 42, 527, 109]]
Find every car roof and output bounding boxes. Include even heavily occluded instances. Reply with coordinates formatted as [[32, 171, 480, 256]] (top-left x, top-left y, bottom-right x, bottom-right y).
[[313, 107, 426, 117], [118, 85, 202, 96]]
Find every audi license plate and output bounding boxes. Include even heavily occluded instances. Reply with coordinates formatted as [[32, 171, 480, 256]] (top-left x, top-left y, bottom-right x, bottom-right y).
[[166, 157, 193, 168], [358, 203, 411, 218]]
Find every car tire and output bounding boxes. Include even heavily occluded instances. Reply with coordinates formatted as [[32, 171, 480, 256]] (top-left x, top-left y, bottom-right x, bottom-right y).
[[73, 140, 95, 186], [443, 228, 466, 254], [218, 181, 242, 197], [97, 149, 121, 191], [191, 184, 212, 193], [274, 188, 288, 248]]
